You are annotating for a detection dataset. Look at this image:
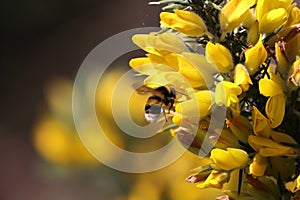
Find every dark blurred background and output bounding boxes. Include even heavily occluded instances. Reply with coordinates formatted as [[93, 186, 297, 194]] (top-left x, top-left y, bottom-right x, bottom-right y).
[[0, 0, 160, 134], [0, 1, 161, 199]]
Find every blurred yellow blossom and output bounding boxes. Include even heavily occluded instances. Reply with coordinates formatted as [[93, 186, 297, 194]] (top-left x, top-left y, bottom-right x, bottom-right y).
[[33, 117, 97, 165]]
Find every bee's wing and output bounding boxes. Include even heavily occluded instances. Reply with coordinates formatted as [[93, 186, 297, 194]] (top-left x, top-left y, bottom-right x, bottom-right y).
[[134, 85, 156, 95]]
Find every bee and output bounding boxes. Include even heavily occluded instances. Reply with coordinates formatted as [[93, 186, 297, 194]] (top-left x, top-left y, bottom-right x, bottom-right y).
[[135, 85, 177, 123]]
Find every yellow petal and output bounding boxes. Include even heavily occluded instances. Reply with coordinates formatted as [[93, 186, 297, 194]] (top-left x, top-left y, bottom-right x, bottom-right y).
[[247, 20, 260, 45], [271, 131, 297, 144], [206, 42, 233, 73], [259, 76, 284, 96], [132, 33, 188, 56], [160, 9, 209, 36], [129, 57, 152, 68], [196, 170, 229, 189], [265, 94, 285, 128], [259, 8, 288, 33], [248, 135, 295, 157], [210, 148, 248, 170], [220, 0, 254, 32], [234, 64, 253, 91], [245, 35, 267, 75], [215, 81, 242, 107], [165, 53, 209, 89], [249, 153, 268, 176], [175, 90, 214, 118], [252, 106, 271, 138]]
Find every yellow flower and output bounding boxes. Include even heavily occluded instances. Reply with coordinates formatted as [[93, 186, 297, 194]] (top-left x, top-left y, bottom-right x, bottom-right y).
[[220, 0, 255, 32], [175, 90, 214, 119], [33, 118, 97, 165], [284, 3, 300, 28], [286, 174, 300, 193], [259, 74, 285, 128], [210, 148, 249, 171], [252, 106, 271, 138], [131, 32, 188, 56], [234, 64, 253, 91], [248, 135, 295, 157], [144, 71, 192, 89], [205, 42, 233, 73], [196, 170, 229, 189], [249, 153, 268, 176], [256, 0, 291, 33], [215, 81, 242, 107], [160, 9, 211, 37], [165, 53, 216, 89], [244, 35, 267, 75]]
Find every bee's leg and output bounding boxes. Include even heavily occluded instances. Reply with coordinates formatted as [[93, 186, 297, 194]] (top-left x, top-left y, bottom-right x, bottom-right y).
[[160, 102, 168, 122], [168, 99, 175, 113]]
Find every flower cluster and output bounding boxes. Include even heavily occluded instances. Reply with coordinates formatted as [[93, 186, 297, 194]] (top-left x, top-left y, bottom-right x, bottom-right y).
[[129, 0, 300, 199]]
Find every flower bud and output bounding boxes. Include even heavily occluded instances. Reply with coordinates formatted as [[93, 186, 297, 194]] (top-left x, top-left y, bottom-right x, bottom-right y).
[[234, 64, 253, 91], [210, 148, 249, 170], [160, 9, 211, 37], [215, 81, 242, 107], [206, 42, 233, 73]]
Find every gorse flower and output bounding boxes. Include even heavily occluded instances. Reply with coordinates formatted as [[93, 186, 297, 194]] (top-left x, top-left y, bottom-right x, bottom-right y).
[[205, 42, 233, 73], [220, 0, 255, 32], [215, 81, 242, 107], [244, 35, 268, 75], [160, 9, 211, 37], [129, 0, 300, 199]]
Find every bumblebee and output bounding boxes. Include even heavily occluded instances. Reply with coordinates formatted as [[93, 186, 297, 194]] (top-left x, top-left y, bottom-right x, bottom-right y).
[[135, 85, 176, 123]]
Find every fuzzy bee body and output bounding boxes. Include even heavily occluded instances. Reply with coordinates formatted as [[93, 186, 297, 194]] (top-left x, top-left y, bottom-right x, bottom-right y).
[[135, 85, 176, 123]]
